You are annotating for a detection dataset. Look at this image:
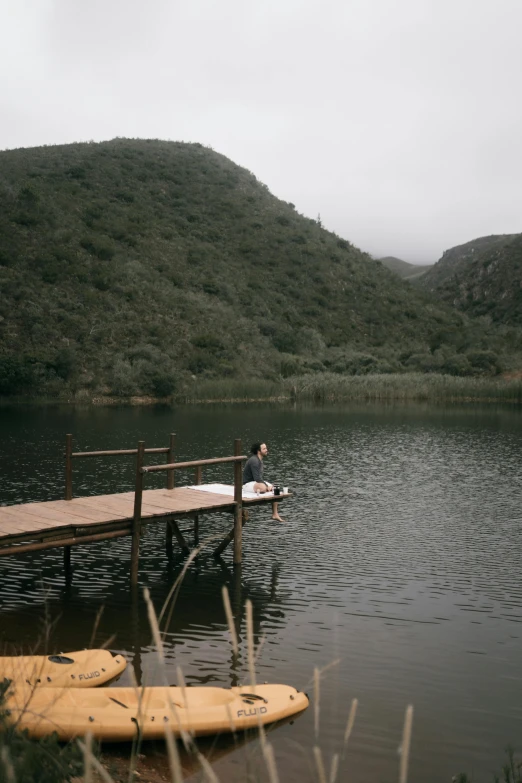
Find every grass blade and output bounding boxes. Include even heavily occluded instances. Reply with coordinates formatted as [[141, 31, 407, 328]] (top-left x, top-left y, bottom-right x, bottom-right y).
[[221, 586, 238, 657], [399, 704, 414, 783]]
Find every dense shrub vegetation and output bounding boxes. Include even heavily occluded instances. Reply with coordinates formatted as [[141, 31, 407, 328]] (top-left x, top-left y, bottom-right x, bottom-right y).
[[0, 139, 520, 399], [417, 234, 522, 325]]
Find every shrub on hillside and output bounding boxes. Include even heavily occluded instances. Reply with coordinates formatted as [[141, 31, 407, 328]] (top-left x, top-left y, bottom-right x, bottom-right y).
[[147, 369, 177, 397], [0, 356, 37, 395], [466, 350, 502, 375], [110, 359, 139, 396], [327, 351, 397, 375]]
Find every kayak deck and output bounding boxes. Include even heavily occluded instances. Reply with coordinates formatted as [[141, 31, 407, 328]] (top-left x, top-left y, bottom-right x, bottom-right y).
[[0, 649, 126, 688], [5, 683, 309, 741]]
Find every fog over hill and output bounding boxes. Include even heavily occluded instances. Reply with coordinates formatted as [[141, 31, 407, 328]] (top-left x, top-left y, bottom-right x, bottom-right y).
[[379, 256, 433, 280]]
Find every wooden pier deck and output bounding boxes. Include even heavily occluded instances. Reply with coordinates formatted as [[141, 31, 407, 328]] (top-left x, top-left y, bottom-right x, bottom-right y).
[[0, 488, 234, 547], [0, 434, 289, 584]]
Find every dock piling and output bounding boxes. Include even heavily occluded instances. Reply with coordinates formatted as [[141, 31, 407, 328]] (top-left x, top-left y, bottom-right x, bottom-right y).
[[65, 434, 73, 501], [64, 433, 73, 583], [167, 433, 175, 490], [131, 441, 145, 586], [233, 438, 243, 564], [194, 465, 202, 544], [64, 545, 72, 584], [165, 521, 173, 559]]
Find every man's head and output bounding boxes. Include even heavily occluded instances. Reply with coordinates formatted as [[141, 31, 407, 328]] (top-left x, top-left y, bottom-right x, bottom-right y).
[[250, 442, 268, 458]]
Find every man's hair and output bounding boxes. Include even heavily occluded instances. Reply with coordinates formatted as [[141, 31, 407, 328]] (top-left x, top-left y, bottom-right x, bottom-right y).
[[250, 442, 262, 455]]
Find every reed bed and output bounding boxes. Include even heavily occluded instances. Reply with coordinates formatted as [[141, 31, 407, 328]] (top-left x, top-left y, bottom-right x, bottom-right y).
[[282, 372, 522, 403], [179, 373, 522, 405], [180, 378, 286, 404]]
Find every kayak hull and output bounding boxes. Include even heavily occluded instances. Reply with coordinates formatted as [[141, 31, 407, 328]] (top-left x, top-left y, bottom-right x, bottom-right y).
[[0, 649, 126, 688], [5, 683, 309, 741]]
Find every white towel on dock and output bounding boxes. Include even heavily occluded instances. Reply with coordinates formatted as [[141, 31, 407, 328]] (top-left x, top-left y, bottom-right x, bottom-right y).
[[187, 483, 275, 499]]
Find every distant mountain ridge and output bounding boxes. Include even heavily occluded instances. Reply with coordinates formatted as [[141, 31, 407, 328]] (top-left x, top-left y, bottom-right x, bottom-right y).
[[418, 234, 522, 325], [379, 256, 433, 280]]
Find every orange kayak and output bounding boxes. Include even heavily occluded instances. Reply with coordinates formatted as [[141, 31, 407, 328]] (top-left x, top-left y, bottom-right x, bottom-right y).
[[0, 649, 126, 688], [5, 682, 309, 741]]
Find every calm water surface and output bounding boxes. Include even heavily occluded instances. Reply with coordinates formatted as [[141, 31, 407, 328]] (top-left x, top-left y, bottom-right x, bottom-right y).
[[0, 403, 521, 782]]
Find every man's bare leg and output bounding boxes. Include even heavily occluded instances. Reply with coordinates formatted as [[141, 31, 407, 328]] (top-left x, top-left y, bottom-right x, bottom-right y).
[[252, 483, 285, 522], [271, 502, 285, 523]]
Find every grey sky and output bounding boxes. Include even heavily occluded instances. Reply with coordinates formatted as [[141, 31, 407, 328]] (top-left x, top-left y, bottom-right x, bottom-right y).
[[1, 0, 521, 263]]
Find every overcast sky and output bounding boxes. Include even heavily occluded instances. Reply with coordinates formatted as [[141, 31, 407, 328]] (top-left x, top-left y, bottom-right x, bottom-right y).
[[1, 0, 521, 263]]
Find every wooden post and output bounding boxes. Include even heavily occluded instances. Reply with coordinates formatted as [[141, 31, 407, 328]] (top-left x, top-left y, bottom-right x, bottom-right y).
[[131, 441, 145, 586], [64, 545, 72, 584], [167, 433, 175, 490], [64, 434, 73, 579], [165, 520, 173, 559], [194, 465, 202, 544], [213, 509, 248, 558], [170, 519, 190, 556], [65, 434, 73, 500], [130, 584, 142, 685], [233, 439, 243, 564]]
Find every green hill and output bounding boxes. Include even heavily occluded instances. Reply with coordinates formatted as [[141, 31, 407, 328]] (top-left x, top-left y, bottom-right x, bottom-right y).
[[418, 234, 522, 325], [0, 139, 516, 398], [379, 256, 433, 280]]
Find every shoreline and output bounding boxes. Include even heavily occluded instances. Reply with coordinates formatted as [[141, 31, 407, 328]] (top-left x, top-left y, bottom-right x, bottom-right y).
[[1, 372, 522, 407]]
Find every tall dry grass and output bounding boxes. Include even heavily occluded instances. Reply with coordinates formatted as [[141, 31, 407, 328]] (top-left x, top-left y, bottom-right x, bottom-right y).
[[179, 373, 522, 405], [283, 372, 522, 403]]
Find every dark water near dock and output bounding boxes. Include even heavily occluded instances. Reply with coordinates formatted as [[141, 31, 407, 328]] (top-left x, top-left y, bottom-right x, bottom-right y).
[[0, 403, 521, 782]]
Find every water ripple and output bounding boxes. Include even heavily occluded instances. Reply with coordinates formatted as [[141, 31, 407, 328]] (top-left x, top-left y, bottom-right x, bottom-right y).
[[0, 403, 521, 781]]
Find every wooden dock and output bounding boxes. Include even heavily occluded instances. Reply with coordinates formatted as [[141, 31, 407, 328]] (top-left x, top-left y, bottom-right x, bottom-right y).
[[0, 434, 288, 584]]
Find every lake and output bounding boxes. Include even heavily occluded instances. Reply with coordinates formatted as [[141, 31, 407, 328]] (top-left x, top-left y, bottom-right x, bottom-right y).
[[0, 402, 521, 782]]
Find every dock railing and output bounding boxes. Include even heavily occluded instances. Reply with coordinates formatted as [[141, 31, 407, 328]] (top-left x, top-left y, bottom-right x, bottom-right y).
[[63, 434, 246, 583], [136, 439, 246, 576], [64, 432, 176, 500]]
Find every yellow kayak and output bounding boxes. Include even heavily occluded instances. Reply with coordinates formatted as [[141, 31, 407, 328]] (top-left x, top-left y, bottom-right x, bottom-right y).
[[0, 649, 126, 688], [5, 683, 309, 741]]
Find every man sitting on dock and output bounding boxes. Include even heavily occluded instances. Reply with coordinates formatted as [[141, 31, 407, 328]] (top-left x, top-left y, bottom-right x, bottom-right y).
[[243, 442, 285, 523]]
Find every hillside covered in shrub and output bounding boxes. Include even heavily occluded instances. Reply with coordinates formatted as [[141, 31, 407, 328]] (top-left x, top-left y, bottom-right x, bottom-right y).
[[0, 139, 518, 398], [416, 234, 522, 326]]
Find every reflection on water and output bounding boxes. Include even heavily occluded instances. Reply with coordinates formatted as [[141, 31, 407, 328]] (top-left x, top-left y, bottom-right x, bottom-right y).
[[0, 402, 521, 782]]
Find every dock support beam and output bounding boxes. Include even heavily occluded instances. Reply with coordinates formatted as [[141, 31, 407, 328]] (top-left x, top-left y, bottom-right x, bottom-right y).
[[165, 518, 190, 557], [65, 434, 73, 500], [233, 438, 243, 564], [64, 546, 72, 584], [214, 509, 248, 558], [194, 464, 202, 545], [165, 521, 173, 559], [64, 434, 73, 583], [167, 433, 175, 490], [131, 441, 145, 586]]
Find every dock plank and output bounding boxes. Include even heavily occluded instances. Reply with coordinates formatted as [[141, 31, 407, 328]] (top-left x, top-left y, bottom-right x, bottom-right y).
[[37, 501, 129, 523], [0, 518, 30, 535], [0, 508, 70, 530]]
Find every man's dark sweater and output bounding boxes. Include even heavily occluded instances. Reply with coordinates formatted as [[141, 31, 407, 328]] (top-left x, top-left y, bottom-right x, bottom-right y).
[[243, 455, 265, 485]]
